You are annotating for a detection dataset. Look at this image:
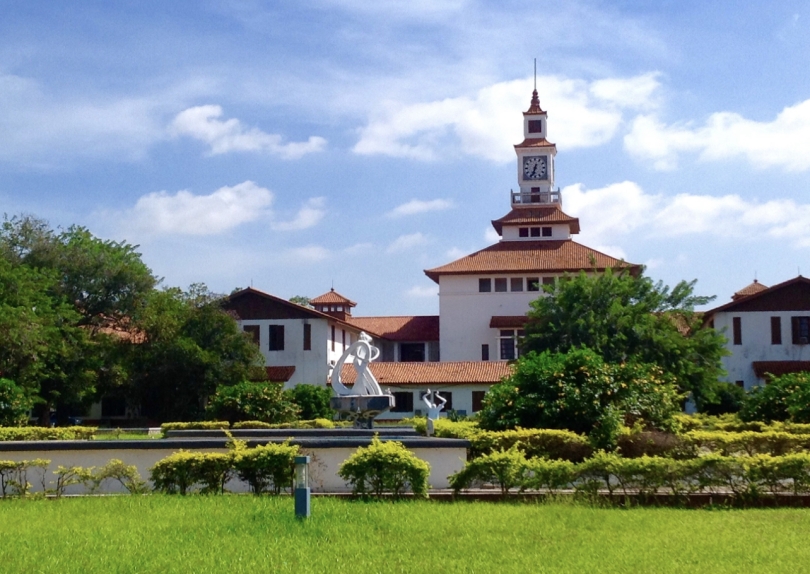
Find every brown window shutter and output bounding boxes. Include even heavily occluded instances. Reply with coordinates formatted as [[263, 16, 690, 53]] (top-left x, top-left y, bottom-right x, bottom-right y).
[[771, 317, 782, 345], [793, 316, 801, 344], [732, 317, 742, 345]]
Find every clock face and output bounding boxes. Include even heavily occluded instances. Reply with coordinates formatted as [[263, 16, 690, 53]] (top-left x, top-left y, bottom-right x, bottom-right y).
[[523, 156, 548, 180]]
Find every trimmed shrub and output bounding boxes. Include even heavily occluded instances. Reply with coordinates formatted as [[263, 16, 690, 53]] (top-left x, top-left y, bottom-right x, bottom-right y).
[[231, 418, 335, 430], [470, 428, 592, 462], [338, 436, 430, 498], [680, 430, 810, 457], [0, 458, 49, 498], [523, 457, 577, 494], [740, 372, 810, 423], [93, 459, 148, 494], [616, 429, 684, 459], [232, 442, 299, 494], [449, 445, 528, 496], [160, 421, 230, 432], [0, 427, 96, 441], [150, 451, 232, 495], [205, 381, 299, 425], [51, 465, 94, 498], [412, 418, 480, 439]]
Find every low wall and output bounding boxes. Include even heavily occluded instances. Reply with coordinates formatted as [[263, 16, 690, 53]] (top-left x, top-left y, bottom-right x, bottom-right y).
[[0, 437, 468, 495]]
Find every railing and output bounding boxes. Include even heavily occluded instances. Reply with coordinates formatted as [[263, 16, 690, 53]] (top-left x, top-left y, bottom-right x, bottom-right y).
[[511, 189, 561, 206]]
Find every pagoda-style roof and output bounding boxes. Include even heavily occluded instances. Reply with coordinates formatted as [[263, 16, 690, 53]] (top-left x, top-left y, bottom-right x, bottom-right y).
[[424, 240, 638, 283], [731, 279, 769, 301], [311, 288, 357, 307], [491, 206, 580, 235], [514, 137, 556, 149], [523, 89, 545, 115]]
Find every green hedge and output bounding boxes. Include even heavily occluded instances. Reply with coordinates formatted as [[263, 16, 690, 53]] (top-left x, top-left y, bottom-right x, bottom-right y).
[[450, 451, 810, 499], [160, 421, 230, 432], [338, 436, 430, 499], [0, 427, 97, 441], [231, 419, 335, 430]]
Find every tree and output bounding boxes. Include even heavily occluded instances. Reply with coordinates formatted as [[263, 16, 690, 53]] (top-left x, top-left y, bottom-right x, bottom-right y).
[[284, 384, 334, 420], [0, 378, 35, 426], [739, 372, 810, 423], [478, 348, 682, 449], [523, 269, 727, 409], [206, 381, 299, 424], [289, 295, 312, 308], [126, 285, 266, 422]]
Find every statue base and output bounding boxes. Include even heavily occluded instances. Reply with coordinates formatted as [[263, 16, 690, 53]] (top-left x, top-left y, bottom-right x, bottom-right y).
[[330, 395, 395, 429]]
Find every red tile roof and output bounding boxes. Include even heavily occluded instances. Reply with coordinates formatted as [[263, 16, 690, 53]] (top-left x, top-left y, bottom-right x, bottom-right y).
[[424, 240, 639, 283], [266, 366, 296, 382], [491, 206, 580, 235], [514, 137, 556, 149], [732, 280, 769, 301], [704, 276, 810, 317], [338, 361, 513, 386], [347, 316, 439, 341], [752, 361, 810, 380], [311, 288, 357, 306], [489, 316, 529, 328]]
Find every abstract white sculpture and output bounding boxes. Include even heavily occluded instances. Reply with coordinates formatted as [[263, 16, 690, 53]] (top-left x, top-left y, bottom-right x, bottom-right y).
[[328, 332, 394, 428]]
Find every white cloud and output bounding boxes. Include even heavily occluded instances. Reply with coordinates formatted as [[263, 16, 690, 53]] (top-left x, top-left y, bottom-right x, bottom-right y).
[[484, 227, 501, 243], [406, 284, 439, 298], [564, 181, 810, 249], [387, 198, 454, 217], [444, 247, 467, 260], [354, 73, 661, 163], [129, 181, 274, 236], [272, 197, 327, 231], [386, 232, 430, 253], [283, 245, 331, 263], [171, 105, 327, 159], [624, 99, 810, 171]]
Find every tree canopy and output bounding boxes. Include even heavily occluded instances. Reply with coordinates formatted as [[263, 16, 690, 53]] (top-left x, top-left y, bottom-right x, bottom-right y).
[[522, 269, 727, 409]]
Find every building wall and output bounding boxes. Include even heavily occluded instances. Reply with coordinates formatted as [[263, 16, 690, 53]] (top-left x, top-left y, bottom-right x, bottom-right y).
[[376, 384, 492, 420], [438, 274, 546, 361], [714, 310, 810, 389], [501, 224, 569, 241]]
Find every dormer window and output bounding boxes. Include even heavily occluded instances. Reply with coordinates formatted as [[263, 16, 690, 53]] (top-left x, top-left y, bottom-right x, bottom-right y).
[[530, 228, 540, 237], [542, 227, 552, 237], [528, 120, 543, 134], [519, 227, 529, 238]]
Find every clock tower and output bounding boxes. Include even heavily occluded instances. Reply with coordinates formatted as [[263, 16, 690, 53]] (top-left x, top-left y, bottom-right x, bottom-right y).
[[513, 88, 559, 206]]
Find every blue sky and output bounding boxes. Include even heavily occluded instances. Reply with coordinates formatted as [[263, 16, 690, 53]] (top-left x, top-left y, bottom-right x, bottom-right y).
[[2, 0, 810, 315]]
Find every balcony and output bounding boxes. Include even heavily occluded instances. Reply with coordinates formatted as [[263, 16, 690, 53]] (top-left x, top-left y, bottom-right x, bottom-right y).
[[511, 189, 561, 206]]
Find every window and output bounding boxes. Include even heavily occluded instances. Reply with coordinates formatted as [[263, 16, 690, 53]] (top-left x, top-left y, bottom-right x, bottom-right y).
[[542, 226, 552, 237], [519, 227, 529, 238], [499, 329, 523, 360], [479, 278, 491, 292], [400, 343, 426, 362], [472, 391, 486, 412], [391, 392, 414, 413], [268, 325, 285, 351], [528, 119, 542, 133], [735, 380, 745, 388], [511, 278, 523, 292], [303, 323, 311, 351], [527, 277, 540, 292], [243, 325, 260, 345], [421, 391, 452, 412], [494, 278, 508, 292], [792, 316, 810, 345], [732, 317, 742, 345], [542, 277, 555, 286], [331, 325, 336, 351], [342, 329, 346, 349], [771, 317, 782, 345], [481, 344, 489, 361], [530, 227, 541, 237]]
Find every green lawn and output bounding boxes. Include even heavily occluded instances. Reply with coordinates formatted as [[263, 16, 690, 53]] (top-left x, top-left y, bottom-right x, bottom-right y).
[[1, 496, 808, 573]]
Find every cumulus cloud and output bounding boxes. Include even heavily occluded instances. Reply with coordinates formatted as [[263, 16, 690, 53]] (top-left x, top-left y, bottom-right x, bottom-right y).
[[564, 181, 810, 248], [171, 105, 327, 159], [386, 232, 430, 253], [130, 181, 274, 235], [282, 245, 331, 263], [406, 284, 439, 297], [624, 99, 810, 171], [272, 197, 327, 231], [354, 73, 661, 163], [387, 198, 454, 217]]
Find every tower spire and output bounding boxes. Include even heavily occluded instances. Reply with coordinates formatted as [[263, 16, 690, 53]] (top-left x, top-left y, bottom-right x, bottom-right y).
[[527, 59, 543, 114]]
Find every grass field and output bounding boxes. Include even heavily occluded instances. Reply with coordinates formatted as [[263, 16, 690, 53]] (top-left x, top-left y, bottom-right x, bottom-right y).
[[1, 496, 809, 573]]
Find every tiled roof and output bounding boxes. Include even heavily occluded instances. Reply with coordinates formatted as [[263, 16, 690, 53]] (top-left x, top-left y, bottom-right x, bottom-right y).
[[491, 206, 580, 235], [732, 280, 769, 301], [489, 316, 529, 329], [338, 361, 513, 386], [704, 276, 810, 317], [311, 288, 357, 306], [424, 240, 639, 283], [266, 366, 296, 382], [514, 137, 556, 149], [346, 316, 439, 341], [752, 361, 810, 380]]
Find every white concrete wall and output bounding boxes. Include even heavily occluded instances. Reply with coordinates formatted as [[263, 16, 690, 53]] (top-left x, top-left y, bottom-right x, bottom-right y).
[[501, 224, 569, 241], [0, 443, 467, 494], [439, 275, 545, 361], [714, 310, 810, 389]]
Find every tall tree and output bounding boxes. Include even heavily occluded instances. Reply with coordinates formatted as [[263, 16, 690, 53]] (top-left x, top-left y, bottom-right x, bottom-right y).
[[523, 269, 727, 408]]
